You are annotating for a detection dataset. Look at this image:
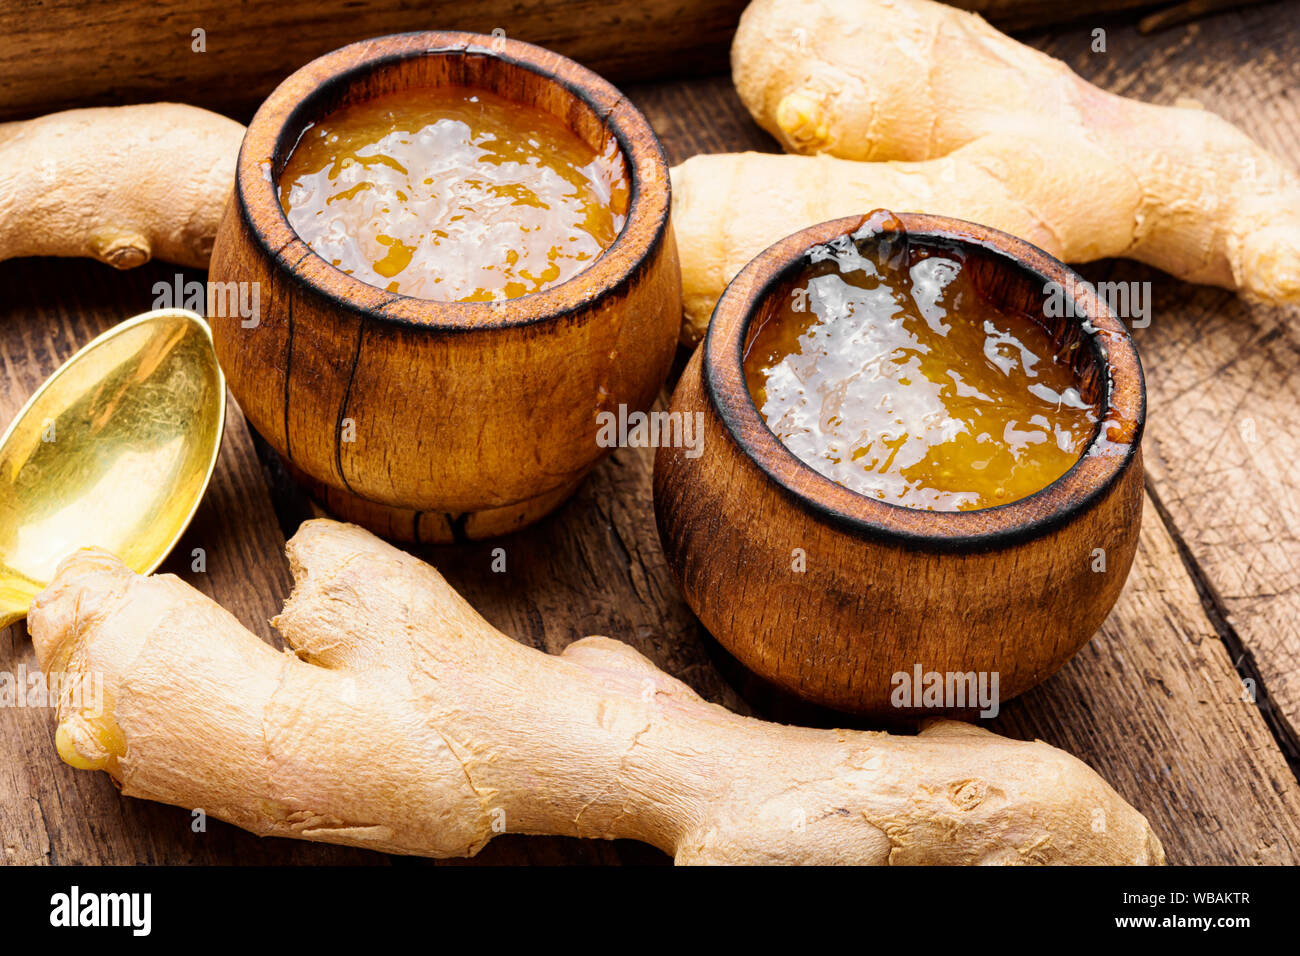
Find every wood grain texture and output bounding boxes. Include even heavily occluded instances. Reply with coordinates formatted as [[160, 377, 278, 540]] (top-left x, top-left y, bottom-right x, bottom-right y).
[[655, 213, 1146, 714], [210, 31, 681, 542], [0, 0, 747, 123], [3, 0, 1299, 866], [0, 0, 1199, 123], [966, 0, 1270, 31], [993, 509, 1300, 865], [1023, 8, 1300, 757]]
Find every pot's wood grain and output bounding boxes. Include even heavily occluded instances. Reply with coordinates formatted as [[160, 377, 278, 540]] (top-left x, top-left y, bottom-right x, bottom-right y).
[[654, 214, 1147, 715], [210, 32, 680, 542], [657, 358, 1143, 716]]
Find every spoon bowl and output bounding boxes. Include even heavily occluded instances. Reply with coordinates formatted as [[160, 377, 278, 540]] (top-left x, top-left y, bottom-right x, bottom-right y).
[[0, 309, 225, 627]]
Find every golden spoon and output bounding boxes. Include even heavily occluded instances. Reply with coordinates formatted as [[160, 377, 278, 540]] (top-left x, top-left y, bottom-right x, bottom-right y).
[[0, 309, 225, 627]]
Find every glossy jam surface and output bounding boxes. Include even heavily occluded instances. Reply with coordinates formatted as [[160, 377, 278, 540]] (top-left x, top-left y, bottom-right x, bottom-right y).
[[278, 86, 629, 302], [744, 237, 1099, 511]]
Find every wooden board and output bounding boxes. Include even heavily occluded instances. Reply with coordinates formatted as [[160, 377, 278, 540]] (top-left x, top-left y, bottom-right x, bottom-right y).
[[0, 0, 1197, 122], [1027, 10, 1300, 763], [4, 0, 1300, 865], [0, 0, 743, 123]]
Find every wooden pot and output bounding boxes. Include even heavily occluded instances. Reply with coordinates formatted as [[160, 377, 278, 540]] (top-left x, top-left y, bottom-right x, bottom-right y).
[[654, 213, 1146, 716], [209, 31, 680, 542]]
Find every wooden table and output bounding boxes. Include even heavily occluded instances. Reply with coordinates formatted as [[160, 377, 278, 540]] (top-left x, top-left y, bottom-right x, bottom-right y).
[[3, 1, 1299, 866]]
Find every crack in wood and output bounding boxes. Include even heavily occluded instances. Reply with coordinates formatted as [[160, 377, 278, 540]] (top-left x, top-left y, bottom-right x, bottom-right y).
[[1145, 475, 1300, 779]]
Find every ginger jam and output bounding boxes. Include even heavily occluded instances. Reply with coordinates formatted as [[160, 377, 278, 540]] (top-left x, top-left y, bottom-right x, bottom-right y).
[[744, 228, 1099, 512], [278, 86, 629, 302]]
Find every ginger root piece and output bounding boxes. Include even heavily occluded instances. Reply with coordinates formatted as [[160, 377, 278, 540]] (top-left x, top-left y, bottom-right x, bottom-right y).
[[29, 519, 1164, 865], [674, 135, 1149, 342], [0, 103, 244, 269], [666, 0, 1300, 342]]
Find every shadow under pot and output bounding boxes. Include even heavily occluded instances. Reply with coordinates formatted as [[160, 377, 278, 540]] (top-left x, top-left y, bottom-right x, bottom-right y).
[[654, 212, 1146, 717], [209, 31, 680, 542]]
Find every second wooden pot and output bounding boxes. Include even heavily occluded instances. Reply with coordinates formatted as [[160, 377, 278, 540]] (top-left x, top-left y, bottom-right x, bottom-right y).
[[654, 213, 1146, 716]]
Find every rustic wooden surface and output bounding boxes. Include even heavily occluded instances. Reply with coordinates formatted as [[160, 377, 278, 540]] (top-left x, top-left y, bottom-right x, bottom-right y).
[[4, 1, 1300, 865], [0, 0, 1189, 123], [1034, 5, 1300, 777]]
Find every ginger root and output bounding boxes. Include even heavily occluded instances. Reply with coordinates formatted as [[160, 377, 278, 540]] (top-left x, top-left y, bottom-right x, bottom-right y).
[[29, 519, 1163, 865], [672, 0, 1300, 342], [674, 136, 1144, 341], [0, 104, 244, 269]]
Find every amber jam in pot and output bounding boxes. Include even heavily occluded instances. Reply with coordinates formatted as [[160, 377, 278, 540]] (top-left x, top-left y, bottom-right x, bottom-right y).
[[743, 223, 1100, 512], [278, 85, 629, 302]]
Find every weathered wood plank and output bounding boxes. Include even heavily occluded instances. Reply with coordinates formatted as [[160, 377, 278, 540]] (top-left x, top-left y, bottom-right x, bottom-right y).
[[1028, 8, 1300, 755], [997, 506, 1300, 865], [4, 0, 1299, 867], [0, 1, 1225, 123], [0, 0, 753, 122]]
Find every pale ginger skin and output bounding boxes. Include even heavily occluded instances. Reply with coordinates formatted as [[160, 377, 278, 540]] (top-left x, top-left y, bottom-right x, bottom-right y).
[[29, 519, 1164, 865], [674, 135, 1142, 341], [0, 103, 244, 269], [672, 0, 1300, 342]]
